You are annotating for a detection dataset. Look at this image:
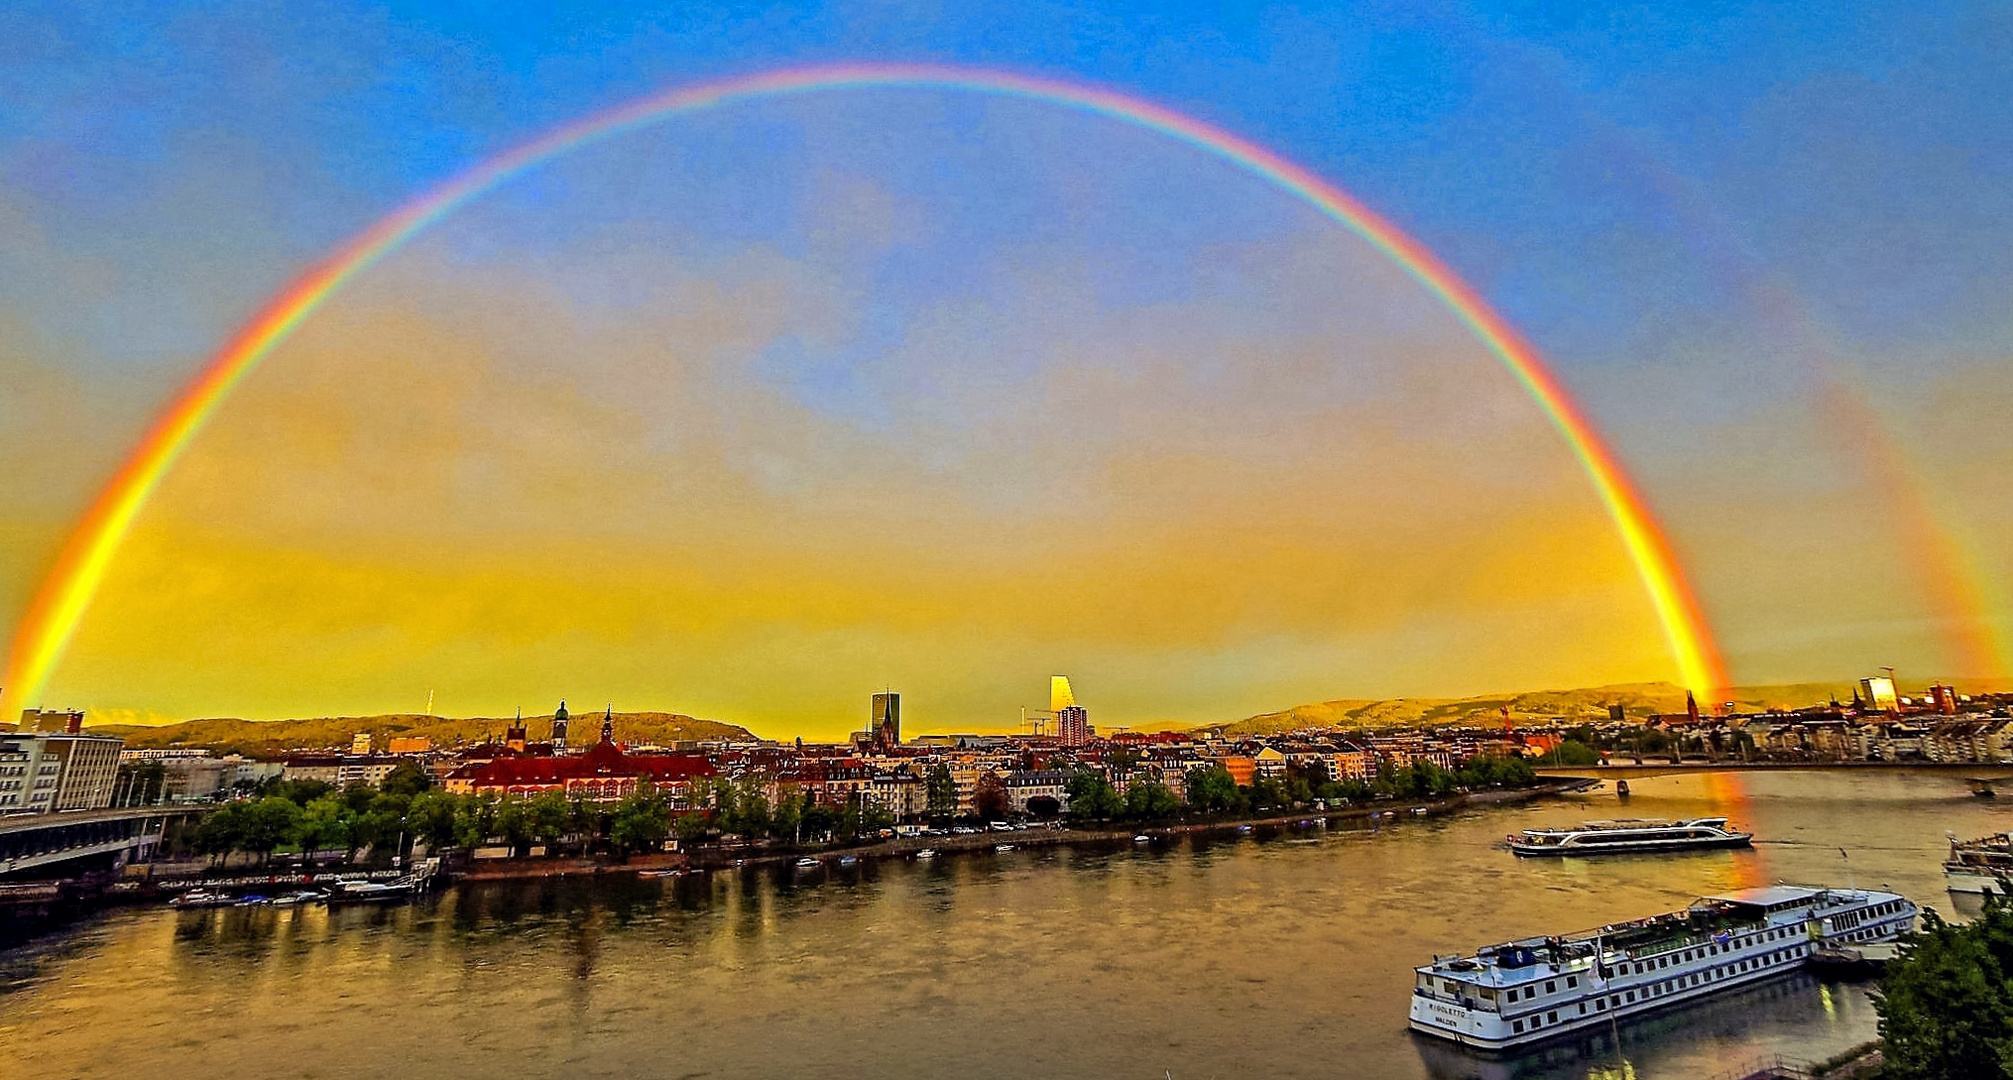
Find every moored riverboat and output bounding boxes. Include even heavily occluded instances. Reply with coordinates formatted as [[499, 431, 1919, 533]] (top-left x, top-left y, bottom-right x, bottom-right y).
[[1944, 831, 2013, 894], [1409, 885, 1916, 1051], [328, 878, 416, 904], [1506, 817, 1752, 856]]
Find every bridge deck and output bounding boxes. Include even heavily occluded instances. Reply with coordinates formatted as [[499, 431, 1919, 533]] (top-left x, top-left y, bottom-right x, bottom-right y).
[[1535, 761, 2013, 780]]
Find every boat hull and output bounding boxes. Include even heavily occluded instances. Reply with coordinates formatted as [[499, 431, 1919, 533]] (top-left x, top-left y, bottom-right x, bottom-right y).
[[1945, 865, 2013, 895]]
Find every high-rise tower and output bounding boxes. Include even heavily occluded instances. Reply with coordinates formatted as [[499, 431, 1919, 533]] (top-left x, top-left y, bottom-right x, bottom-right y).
[[1052, 676, 1089, 747]]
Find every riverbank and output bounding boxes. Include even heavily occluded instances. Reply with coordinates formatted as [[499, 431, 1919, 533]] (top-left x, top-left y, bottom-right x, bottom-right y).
[[455, 779, 1592, 881]]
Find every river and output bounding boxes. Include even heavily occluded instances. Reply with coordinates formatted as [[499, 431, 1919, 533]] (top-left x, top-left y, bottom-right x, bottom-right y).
[[3, 770, 2004, 1079]]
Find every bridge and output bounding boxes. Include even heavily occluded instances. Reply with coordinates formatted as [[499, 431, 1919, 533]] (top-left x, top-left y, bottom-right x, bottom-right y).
[[1534, 760, 2013, 781], [0, 805, 211, 878]]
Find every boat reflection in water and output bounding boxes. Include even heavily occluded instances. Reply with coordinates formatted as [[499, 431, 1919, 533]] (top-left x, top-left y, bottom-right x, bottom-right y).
[[1413, 970, 1872, 1080]]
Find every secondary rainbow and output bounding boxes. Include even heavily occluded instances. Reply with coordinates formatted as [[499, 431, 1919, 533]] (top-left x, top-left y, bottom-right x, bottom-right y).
[[0, 62, 1728, 713]]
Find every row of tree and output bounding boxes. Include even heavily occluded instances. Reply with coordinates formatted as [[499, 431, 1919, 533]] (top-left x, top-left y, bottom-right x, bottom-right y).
[[1876, 893, 2013, 1079], [190, 766, 909, 864], [186, 752, 1541, 862], [1059, 754, 1542, 823], [189, 765, 685, 864]]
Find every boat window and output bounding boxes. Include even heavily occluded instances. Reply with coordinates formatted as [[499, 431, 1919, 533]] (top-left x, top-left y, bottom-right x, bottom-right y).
[[1566, 976, 1578, 988], [1547, 1011, 1558, 1023], [1545, 980, 1556, 994], [1625, 991, 1635, 1002], [1513, 1021, 1524, 1033]]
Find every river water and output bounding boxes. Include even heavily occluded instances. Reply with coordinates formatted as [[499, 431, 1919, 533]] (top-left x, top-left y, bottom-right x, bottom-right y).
[[3, 771, 2004, 1080]]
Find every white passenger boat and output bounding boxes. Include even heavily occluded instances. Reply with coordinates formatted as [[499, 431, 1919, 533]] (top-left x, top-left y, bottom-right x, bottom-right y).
[[1507, 817, 1752, 856], [1944, 832, 2013, 894], [1409, 885, 1916, 1050], [327, 878, 415, 904]]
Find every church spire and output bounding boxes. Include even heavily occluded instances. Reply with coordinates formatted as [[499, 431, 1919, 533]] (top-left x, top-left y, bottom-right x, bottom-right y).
[[601, 704, 614, 745]]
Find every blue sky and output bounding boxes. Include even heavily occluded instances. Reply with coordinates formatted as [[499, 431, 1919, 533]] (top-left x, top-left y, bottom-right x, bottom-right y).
[[5, 2, 2011, 723]]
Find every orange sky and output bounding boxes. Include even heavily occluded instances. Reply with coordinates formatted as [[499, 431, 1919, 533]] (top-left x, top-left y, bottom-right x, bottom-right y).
[[48, 221, 1669, 739]]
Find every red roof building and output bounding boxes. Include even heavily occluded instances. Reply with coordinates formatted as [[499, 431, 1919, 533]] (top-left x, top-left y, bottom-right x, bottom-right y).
[[443, 738, 716, 804]]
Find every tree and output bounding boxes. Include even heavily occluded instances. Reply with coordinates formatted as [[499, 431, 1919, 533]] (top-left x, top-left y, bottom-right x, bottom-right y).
[[239, 797, 303, 863], [261, 778, 333, 806], [1537, 740, 1601, 768], [974, 773, 1009, 821], [834, 793, 864, 842], [494, 795, 535, 857], [609, 785, 673, 856], [1461, 754, 1536, 789], [772, 790, 804, 844], [1184, 766, 1239, 814], [1124, 781, 1179, 820], [296, 796, 350, 862], [1292, 758, 1332, 793], [380, 760, 433, 798], [1876, 897, 2013, 1080], [405, 789, 462, 852], [674, 811, 710, 847], [454, 793, 500, 849], [802, 799, 838, 842], [527, 790, 573, 854], [193, 803, 246, 864], [1065, 770, 1121, 821], [734, 780, 773, 837], [925, 765, 958, 821]]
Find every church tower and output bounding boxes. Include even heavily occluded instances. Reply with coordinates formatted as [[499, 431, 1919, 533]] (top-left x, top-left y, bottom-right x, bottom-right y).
[[601, 705, 614, 745], [552, 700, 570, 751]]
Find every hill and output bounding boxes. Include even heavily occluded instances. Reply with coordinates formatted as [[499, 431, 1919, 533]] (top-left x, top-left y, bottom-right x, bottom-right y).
[[1203, 677, 2013, 737], [87, 711, 757, 757]]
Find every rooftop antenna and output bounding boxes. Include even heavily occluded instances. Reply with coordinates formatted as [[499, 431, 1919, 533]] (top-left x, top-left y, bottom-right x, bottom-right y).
[[1840, 847, 1856, 894]]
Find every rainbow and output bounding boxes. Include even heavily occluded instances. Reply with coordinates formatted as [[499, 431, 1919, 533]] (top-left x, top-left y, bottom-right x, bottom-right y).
[[1818, 381, 2010, 680], [0, 62, 1728, 714]]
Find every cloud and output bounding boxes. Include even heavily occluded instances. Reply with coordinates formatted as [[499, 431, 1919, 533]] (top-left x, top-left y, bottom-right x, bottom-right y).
[[49, 214, 1673, 737]]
